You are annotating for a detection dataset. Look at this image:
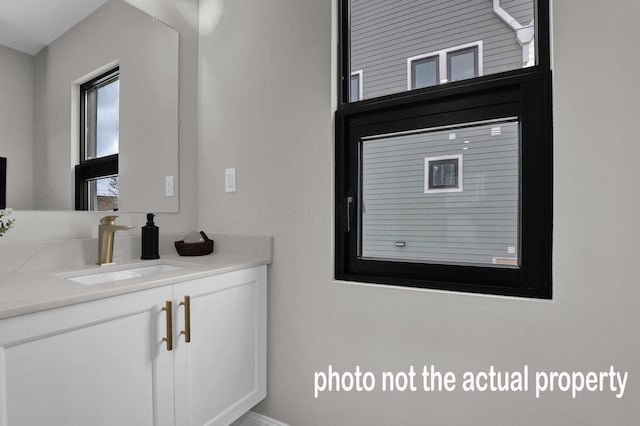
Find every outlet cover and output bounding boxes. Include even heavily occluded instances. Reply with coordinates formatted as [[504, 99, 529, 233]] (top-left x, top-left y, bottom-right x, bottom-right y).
[[225, 168, 236, 193], [165, 176, 174, 197]]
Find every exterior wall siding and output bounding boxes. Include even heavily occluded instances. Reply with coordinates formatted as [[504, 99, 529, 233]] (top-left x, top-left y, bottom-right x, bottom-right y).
[[501, 0, 534, 26], [361, 121, 519, 265], [353, 1, 529, 264], [351, 0, 534, 99]]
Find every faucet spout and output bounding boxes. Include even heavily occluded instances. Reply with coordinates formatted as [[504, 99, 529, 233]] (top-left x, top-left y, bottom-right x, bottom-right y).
[[97, 215, 134, 265]]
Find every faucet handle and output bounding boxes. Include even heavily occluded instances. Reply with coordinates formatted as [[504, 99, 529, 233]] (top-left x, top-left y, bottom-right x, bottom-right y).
[[99, 215, 119, 225]]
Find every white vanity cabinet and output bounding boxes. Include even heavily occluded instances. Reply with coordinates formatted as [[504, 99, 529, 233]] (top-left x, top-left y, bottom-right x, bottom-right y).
[[0, 285, 176, 426], [173, 267, 267, 426], [0, 265, 267, 426]]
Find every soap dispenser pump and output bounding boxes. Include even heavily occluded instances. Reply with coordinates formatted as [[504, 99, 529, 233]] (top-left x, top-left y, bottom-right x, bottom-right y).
[[141, 213, 160, 260]]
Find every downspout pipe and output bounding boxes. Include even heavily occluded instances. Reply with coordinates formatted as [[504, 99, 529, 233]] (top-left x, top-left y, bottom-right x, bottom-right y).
[[493, 0, 535, 66]]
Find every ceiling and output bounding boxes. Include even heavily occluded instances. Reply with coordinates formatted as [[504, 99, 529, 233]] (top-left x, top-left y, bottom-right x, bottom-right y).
[[0, 0, 110, 55]]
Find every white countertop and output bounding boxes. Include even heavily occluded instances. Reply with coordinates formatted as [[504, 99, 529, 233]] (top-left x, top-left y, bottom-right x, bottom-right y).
[[0, 252, 271, 320]]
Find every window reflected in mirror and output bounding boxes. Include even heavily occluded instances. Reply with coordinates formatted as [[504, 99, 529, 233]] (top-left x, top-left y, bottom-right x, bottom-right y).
[[75, 67, 119, 211]]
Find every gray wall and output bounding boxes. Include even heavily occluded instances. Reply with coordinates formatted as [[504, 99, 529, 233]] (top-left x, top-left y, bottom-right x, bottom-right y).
[[0, 45, 34, 210], [351, 0, 533, 99], [361, 121, 518, 264], [200, 0, 640, 424]]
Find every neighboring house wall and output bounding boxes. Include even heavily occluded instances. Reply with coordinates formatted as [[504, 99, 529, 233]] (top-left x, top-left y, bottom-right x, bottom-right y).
[[353, 1, 528, 264], [502, 0, 535, 26], [361, 121, 519, 264], [351, 0, 534, 99]]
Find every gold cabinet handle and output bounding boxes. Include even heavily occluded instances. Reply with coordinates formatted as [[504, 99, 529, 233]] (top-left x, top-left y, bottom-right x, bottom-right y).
[[179, 296, 191, 343], [162, 300, 173, 351]]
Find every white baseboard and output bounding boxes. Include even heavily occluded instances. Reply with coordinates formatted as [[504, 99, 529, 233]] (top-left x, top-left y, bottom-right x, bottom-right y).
[[232, 411, 290, 426]]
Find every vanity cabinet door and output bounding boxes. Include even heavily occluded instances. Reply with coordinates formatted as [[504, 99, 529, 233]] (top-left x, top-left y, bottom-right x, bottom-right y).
[[173, 266, 267, 426], [0, 286, 175, 426]]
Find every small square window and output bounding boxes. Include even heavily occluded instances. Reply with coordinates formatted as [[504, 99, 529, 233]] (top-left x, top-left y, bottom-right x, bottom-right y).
[[447, 46, 478, 82], [411, 56, 439, 89], [424, 154, 462, 193]]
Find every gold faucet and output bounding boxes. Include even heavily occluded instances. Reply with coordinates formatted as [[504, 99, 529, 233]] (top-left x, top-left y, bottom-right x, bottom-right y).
[[97, 215, 134, 265]]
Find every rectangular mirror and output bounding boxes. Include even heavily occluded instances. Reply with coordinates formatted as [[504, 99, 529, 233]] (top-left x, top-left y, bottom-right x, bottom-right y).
[[0, 0, 179, 212]]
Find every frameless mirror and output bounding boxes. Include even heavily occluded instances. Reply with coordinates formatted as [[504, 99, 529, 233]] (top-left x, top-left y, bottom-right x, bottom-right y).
[[0, 0, 179, 212]]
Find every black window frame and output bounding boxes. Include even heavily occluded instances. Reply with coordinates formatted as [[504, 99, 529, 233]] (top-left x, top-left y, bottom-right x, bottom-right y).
[[75, 67, 120, 211], [335, 0, 552, 298]]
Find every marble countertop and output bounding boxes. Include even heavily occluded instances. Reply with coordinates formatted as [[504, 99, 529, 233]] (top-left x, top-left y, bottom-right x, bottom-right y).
[[0, 235, 272, 320]]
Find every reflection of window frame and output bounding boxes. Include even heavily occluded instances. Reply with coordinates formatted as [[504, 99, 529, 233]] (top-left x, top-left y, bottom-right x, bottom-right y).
[[350, 70, 363, 102], [407, 41, 483, 89], [424, 154, 463, 193], [336, 0, 552, 299], [75, 67, 119, 211]]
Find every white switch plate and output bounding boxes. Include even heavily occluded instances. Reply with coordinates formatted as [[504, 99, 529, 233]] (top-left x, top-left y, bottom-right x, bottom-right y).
[[225, 168, 236, 193], [165, 176, 174, 197]]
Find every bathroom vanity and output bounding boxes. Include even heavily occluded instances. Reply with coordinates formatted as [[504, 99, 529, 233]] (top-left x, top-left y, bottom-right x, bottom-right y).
[[0, 248, 269, 426]]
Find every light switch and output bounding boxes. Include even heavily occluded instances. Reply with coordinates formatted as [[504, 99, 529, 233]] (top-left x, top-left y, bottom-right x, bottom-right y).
[[165, 176, 174, 197], [225, 168, 236, 193]]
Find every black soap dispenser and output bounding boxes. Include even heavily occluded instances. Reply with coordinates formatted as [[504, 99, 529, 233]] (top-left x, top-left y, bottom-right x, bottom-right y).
[[141, 213, 160, 260]]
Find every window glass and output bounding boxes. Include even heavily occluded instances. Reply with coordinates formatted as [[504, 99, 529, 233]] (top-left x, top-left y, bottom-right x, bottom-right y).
[[412, 56, 438, 89], [350, 73, 360, 102], [428, 158, 459, 189], [85, 76, 119, 160], [89, 176, 119, 211], [77, 68, 119, 211], [360, 119, 519, 266], [350, 0, 535, 101], [448, 47, 478, 82]]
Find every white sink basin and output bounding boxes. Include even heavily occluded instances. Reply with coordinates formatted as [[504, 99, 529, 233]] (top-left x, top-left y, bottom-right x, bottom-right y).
[[67, 263, 184, 285]]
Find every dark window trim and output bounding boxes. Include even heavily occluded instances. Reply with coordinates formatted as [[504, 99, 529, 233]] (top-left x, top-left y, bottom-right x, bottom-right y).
[[75, 154, 118, 210], [335, 0, 552, 299], [0, 157, 6, 209], [446, 46, 479, 82], [76, 67, 119, 211], [410, 55, 440, 90]]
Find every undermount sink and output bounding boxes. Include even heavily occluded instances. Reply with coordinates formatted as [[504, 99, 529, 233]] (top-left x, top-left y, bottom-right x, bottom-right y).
[[66, 263, 184, 285]]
